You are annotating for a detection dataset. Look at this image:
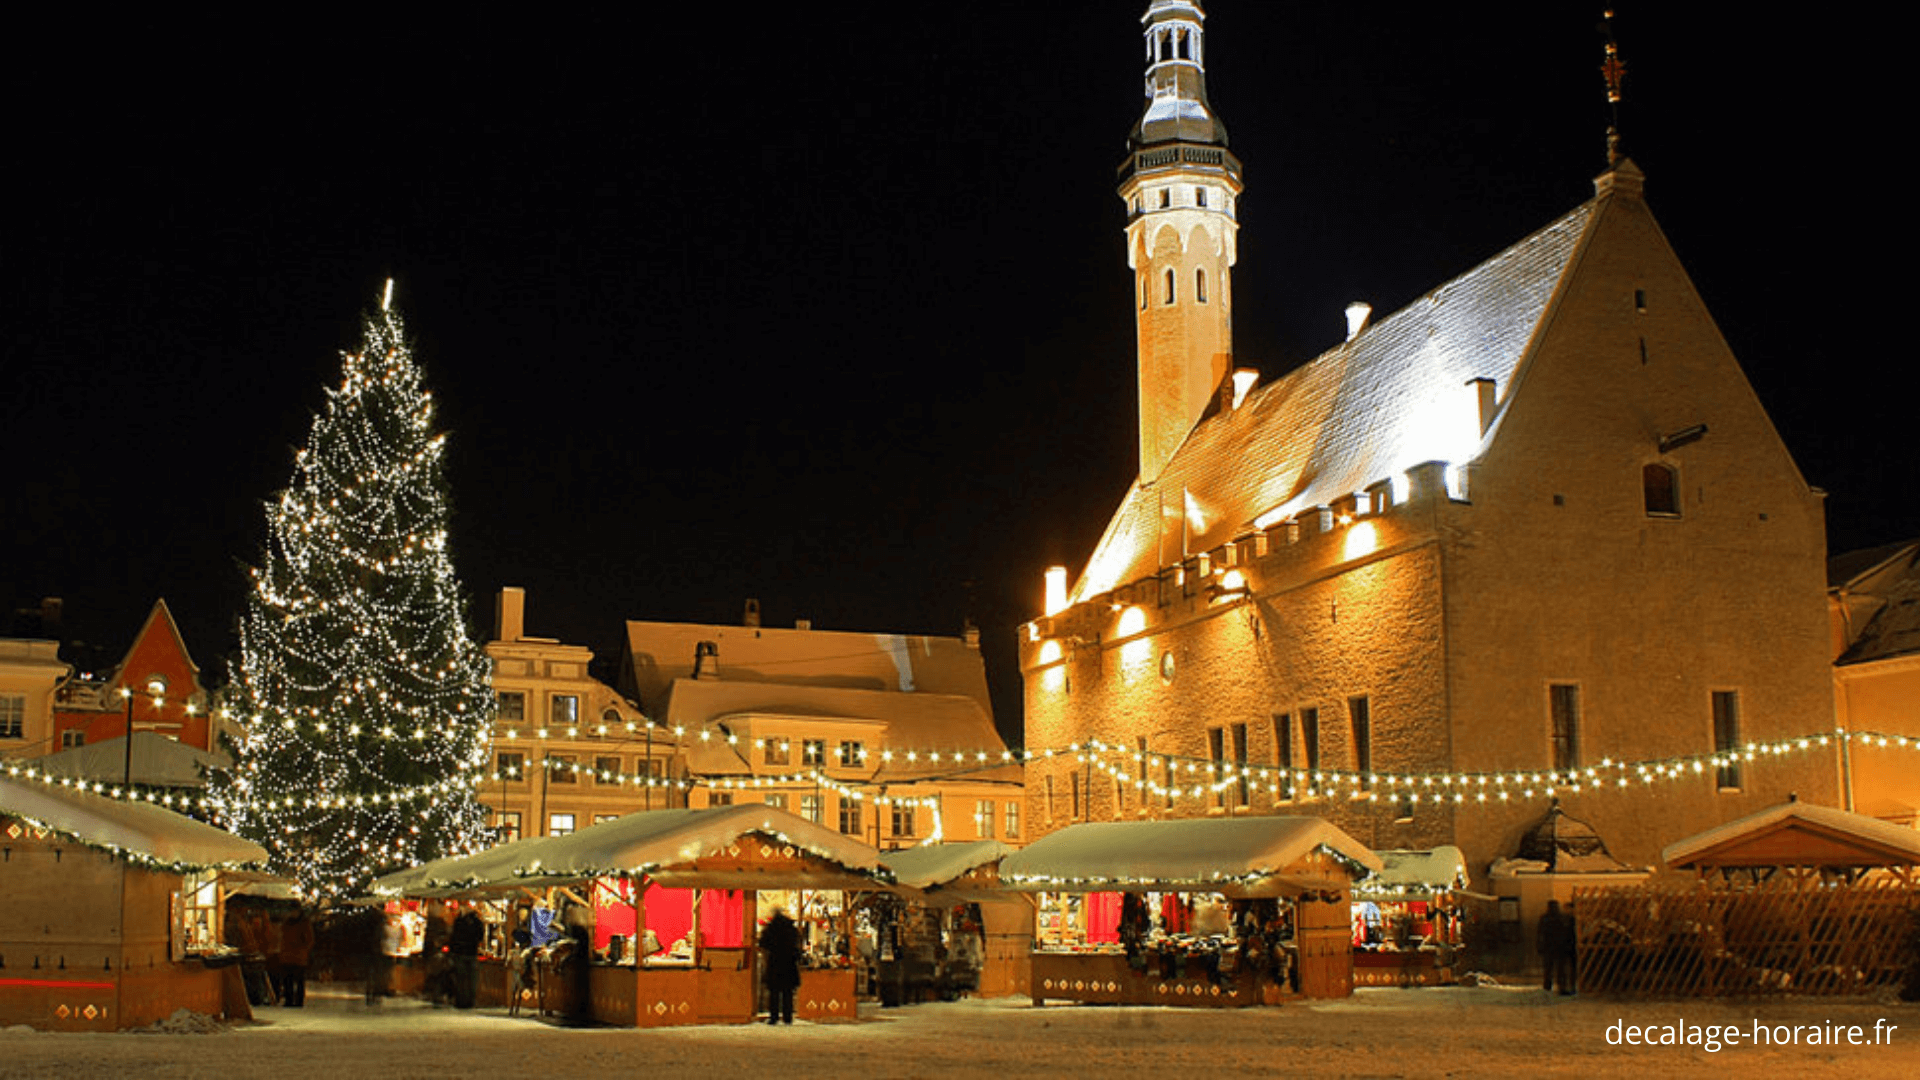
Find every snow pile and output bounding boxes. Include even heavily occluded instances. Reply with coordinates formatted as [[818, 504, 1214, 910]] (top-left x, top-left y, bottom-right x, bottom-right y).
[[137, 1009, 229, 1035]]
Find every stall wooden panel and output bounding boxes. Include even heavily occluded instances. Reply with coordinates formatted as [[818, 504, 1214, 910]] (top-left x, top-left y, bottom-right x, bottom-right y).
[[1296, 893, 1354, 999], [796, 968, 856, 1020], [695, 961, 753, 1023], [630, 967, 700, 1026], [1029, 953, 1264, 1008]]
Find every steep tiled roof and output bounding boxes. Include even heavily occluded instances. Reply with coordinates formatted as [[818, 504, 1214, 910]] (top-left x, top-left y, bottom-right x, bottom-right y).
[[1831, 540, 1920, 666], [1073, 202, 1594, 601]]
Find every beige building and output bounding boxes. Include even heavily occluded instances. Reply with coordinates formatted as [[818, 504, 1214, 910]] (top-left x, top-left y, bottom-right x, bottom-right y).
[[1021, 2, 1837, 886], [481, 589, 1022, 849], [0, 638, 69, 760], [625, 604, 1023, 851], [1828, 541, 1920, 825], [482, 587, 669, 840]]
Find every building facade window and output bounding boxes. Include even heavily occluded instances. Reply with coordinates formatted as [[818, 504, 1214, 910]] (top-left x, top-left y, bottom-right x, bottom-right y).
[[1349, 697, 1371, 787], [496, 751, 525, 779], [764, 738, 790, 766], [1208, 726, 1227, 807], [1044, 774, 1055, 820], [709, 791, 733, 807], [497, 691, 525, 722], [1196, 268, 1207, 303], [547, 813, 575, 836], [594, 755, 621, 782], [802, 739, 826, 766], [891, 802, 916, 838], [550, 694, 579, 727], [1550, 684, 1580, 772], [765, 793, 788, 811], [1644, 462, 1680, 516], [838, 798, 862, 835], [62, 729, 85, 749], [801, 793, 822, 824], [593, 814, 621, 825], [1301, 707, 1321, 776], [1713, 690, 1742, 789], [1232, 722, 1250, 805], [494, 811, 521, 841], [1195, 185, 1206, 207], [1274, 713, 1293, 799], [549, 755, 576, 783], [1004, 801, 1020, 838], [1164, 267, 1176, 304], [974, 799, 995, 839], [838, 740, 864, 767]]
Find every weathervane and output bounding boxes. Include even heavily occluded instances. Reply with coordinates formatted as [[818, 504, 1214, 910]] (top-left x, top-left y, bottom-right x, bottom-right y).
[[382, 277, 395, 313], [1601, 9, 1627, 166]]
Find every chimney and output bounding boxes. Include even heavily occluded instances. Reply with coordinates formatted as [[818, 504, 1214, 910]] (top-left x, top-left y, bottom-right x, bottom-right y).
[[743, 599, 761, 628], [1344, 302, 1372, 342], [962, 618, 981, 650], [693, 641, 719, 680], [496, 587, 526, 642], [1469, 377, 1497, 435]]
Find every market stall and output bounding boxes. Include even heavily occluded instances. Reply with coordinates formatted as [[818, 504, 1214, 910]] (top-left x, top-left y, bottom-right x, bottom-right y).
[[999, 816, 1380, 1006], [372, 804, 883, 1026], [1351, 846, 1467, 987], [879, 840, 1029, 1000], [0, 774, 269, 1030]]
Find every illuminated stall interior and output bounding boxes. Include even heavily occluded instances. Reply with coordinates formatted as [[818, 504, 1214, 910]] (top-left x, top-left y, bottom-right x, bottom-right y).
[[1000, 817, 1380, 1005], [877, 840, 1029, 1001], [1350, 846, 1468, 987]]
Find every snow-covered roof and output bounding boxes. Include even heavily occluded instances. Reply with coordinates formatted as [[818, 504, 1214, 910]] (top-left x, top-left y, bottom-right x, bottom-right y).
[[881, 840, 1014, 890], [0, 774, 267, 871], [999, 816, 1381, 895], [1355, 846, 1469, 898], [375, 804, 885, 895], [33, 732, 231, 789], [1662, 800, 1920, 869], [666, 679, 1005, 776]]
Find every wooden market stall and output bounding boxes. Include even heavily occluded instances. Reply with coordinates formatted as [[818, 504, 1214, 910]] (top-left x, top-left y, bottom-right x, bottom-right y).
[[1350, 846, 1467, 988], [0, 773, 270, 1031], [373, 804, 884, 1026], [878, 840, 1029, 1000], [999, 816, 1381, 1006]]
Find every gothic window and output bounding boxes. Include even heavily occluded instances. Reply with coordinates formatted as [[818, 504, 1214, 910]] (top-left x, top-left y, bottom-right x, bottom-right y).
[[1140, 272, 1148, 310], [1644, 462, 1680, 516], [1349, 696, 1371, 789], [1176, 29, 1190, 60], [1550, 685, 1580, 772], [1164, 267, 1176, 305], [1158, 30, 1172, 62], [1195, 186, 1207, 208], [1195, 268, 1207, 304], [1713, 691, 1742, 789], [1232, 722, 1250, 805], [1160, 187, 1171, 209]]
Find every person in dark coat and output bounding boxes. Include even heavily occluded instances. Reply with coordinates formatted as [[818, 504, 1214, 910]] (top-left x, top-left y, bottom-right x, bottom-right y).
[[449, 907, 485, 1009], [277, 909, 315, 1007], [1537, 900, 1577, 995], [760, 908, 801, 1025]]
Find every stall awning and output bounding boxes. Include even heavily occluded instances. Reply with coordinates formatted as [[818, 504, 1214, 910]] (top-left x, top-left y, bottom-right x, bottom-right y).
[[1355, 846, 1469, 899], [33, 732, 231, 789], [881, 840, 1013, 890], [999, 816, 1381, 896], [373, 804, 886, 896], [1661, 799, 1920, 870], [0, 774, 267, 871]]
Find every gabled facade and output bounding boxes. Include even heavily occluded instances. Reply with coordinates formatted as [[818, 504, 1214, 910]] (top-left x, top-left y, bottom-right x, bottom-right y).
[[49, 599, 218, 752], [1021, 3, 1835, 886]]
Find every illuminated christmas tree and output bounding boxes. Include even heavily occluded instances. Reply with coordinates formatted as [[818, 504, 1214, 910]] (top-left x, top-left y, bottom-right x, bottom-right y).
[[218, 285, 494, 901]]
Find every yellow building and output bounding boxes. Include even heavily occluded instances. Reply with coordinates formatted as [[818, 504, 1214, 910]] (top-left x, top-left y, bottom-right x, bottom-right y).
[[481, 589, 1022, 849], [482, 587, 671, 840], [1829, 541, 1920, 825], [1021, 2, 1837, 885], [625, 604, 1022, 850], [0, 637, 68, 761]]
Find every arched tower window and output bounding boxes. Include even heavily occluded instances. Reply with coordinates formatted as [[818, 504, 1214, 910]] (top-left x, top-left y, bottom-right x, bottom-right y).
[[1158, 30, 1172, 62], [1176, 29, 1190, 60], [1140, 271, 1148, 310], [1195, 187, 1207, 208], [1160, 188, 1171, 209], [1195, 268, 1207, 304], [1164, 268, 1176, 305], [1643, 463, 1679, 516]]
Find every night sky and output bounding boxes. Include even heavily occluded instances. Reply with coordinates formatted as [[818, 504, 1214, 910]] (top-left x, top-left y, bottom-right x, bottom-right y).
[[7, 6, 1905, 744]]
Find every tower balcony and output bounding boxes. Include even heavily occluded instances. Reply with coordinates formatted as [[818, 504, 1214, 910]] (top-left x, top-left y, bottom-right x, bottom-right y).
[[1117, 142, 1243, 185]]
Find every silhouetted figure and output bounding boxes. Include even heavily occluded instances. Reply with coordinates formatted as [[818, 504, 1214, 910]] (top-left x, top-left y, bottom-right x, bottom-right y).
[[1537, 900, 1577, 995], [449, 908, 485, 1009], [278, 909, 315, 1007], [761, 908, 801, 1025]]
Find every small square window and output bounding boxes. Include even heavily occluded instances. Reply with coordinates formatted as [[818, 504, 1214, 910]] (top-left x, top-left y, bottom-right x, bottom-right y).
[[494, 811, 522, 841], [549, 755, 576, 783], [838, 740, 864, 767], [550, 695, 579, 727], [497, 692, 525, 722], [594, 755, 621, 782], [547, 813, 575, 836], [764, 738, 791, 766], [497, 751, 525, 780], [802, 739, 826, 766], [1004, 801, 1020, 838]]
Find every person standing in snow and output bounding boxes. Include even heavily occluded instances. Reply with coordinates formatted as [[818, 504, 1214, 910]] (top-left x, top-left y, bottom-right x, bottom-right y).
[[449, 906, 485, 1009], [1536, 900, 1577, 995], [760, 908, 801, 1025], [278, 908, 315, 1007]]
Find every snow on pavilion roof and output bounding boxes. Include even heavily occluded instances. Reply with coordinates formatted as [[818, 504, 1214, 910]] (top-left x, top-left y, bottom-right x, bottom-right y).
[[33, 732, 231, 789], [881, 840, 1015, 890], [375, 804, 885, 895], [1661, 800, 1920, 869], [0, 773, 267, 871], [1072, 203, 1594, 602], [1355, 846, 1469, 898], [999, 816, 1381, 894]]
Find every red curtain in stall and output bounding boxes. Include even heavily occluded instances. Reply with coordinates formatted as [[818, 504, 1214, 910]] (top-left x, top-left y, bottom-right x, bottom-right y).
[[593, 878, 637, 951], [1086, 892, 1121, 944], [701, 889, 744, 948], [643, 883, 695, 956], [1159, 894, 1188, 935]]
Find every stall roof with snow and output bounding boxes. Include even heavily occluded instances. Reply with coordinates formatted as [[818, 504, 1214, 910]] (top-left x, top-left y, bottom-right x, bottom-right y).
[[374, 804, 886, 896], [1661, 799, 1920, 871], [0, 773, 266, 871], [31, 731, 232, 789], [998, 816, 1381, 896], [1354, 846, 1469, 899]]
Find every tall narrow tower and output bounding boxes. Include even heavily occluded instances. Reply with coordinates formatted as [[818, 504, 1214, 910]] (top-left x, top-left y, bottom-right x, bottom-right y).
[[1119, 1, 1242, 484]]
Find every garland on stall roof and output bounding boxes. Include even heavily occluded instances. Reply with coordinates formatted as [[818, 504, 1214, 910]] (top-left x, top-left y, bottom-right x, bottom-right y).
[[0, 813, 264, 876]]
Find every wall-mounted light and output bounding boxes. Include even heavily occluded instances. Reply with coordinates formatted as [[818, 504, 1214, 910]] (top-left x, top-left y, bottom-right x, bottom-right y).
[[1658, 423, 1708, 453]]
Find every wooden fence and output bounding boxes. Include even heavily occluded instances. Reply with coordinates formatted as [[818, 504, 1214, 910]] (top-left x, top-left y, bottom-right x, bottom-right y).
[[1572, 878, 1918, 997]]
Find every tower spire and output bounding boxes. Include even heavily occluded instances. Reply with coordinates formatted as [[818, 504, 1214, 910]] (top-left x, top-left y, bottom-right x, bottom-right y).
[[1600, 8, 1627, 166], [1119, 1, 1243, 485]]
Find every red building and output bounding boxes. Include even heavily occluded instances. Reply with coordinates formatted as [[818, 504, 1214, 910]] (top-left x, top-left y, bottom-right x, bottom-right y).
[[52, 599, 216, 752]]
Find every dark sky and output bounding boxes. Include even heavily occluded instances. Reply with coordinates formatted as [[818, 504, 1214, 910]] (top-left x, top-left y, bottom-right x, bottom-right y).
[[6, 5, 1906, 744]]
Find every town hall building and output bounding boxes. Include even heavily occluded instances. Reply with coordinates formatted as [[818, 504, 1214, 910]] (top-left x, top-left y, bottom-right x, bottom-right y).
[[1020, 1, 1837, 885]]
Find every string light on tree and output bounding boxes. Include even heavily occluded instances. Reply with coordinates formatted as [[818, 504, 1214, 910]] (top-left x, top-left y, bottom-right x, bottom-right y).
[[214, 282, 494, 901]]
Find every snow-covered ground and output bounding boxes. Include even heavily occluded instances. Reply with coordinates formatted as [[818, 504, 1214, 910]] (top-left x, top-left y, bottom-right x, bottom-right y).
[[3, 983, 1914, 1078]]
